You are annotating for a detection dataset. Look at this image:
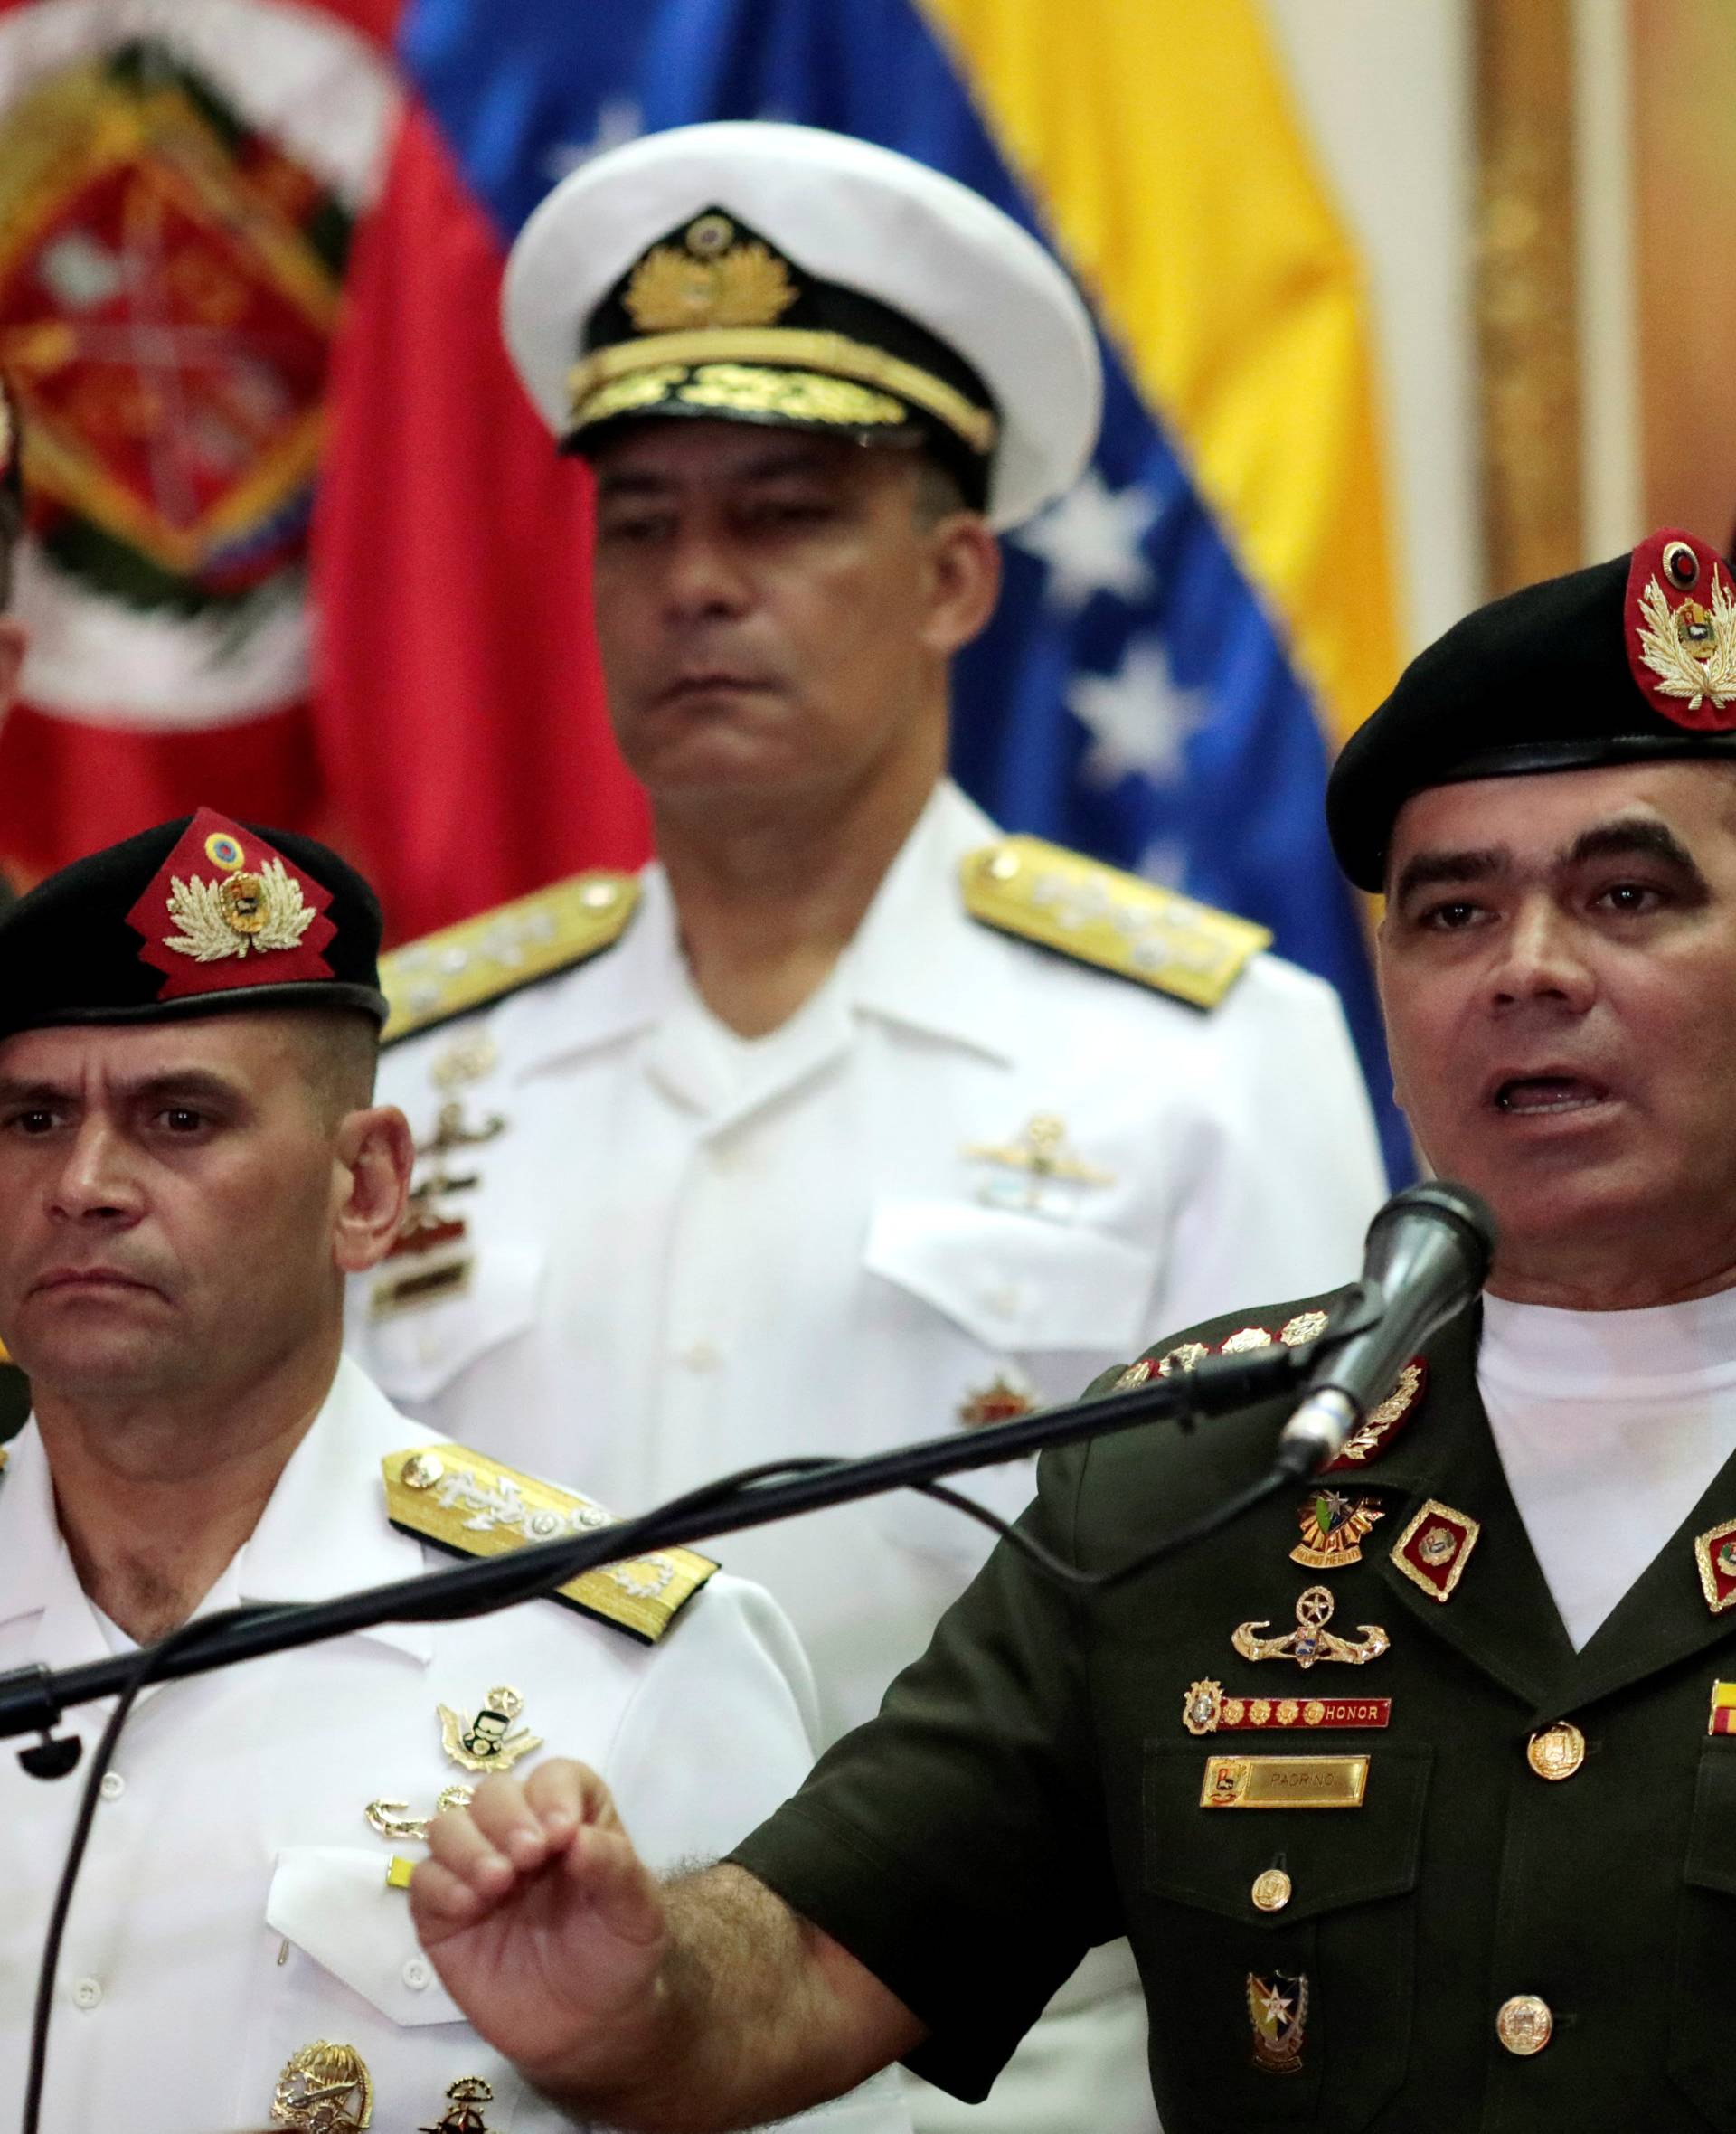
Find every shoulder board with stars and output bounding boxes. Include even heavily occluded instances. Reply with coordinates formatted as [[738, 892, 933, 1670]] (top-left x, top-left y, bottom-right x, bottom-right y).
[[382, 1443, 717, 1645], [380, 873, 641, 1047], [960, 836, 1269, 1010]]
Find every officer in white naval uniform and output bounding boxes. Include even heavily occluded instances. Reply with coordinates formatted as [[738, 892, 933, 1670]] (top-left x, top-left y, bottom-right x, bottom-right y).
[[0, 808, 907, 2134], [349, 123, 1388, 2134]]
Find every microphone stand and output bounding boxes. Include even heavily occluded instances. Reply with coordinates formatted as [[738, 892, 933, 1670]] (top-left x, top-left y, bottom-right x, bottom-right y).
[[9, 1298, 1382, 2134], [0, 1323, 1353, 1758]]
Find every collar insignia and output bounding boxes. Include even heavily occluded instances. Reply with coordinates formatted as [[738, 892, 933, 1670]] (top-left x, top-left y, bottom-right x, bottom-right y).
[[1391, 1498, 1480, 1601], [1694, 1517, 1736, 1615]]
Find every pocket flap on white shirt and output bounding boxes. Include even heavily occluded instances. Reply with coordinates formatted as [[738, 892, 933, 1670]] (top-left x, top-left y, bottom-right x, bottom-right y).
[[361, 1240, 543, 1404], [864, 1198, 1156, 1352], [267, 1847, 466, 2027]]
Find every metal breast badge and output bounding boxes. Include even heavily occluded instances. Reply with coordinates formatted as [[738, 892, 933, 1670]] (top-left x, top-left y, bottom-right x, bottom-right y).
[[421, 2077, 495, 2133], [272, 2042, 373, 2132], [964, 1111, 1113, 1213], [1291, 1488, 1383, 1570], [1232, 1585, 1389, 1669], [439, 1685, 543, 1774], [1247, 1972, 1309, 2074]]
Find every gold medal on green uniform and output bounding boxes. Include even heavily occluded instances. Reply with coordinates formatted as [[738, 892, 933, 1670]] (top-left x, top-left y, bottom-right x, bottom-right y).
[[1291, 1488, 1382, 1569]]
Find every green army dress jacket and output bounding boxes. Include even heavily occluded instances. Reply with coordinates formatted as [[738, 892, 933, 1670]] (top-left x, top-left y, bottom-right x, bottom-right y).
[[733, 1292, 1736, 2132]]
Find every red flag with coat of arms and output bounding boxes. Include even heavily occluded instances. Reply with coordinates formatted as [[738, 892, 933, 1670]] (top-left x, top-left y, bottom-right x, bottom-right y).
[[0, 0, 645, 938], [0, 0, 401, 879]]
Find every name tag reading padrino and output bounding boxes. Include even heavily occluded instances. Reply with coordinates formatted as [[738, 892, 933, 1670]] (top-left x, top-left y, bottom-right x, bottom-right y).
[[1201, 1754, 1370, 1808]]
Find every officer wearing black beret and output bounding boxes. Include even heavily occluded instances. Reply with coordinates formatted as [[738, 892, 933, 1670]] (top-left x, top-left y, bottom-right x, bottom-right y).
[[0, 812, 891, 2131], [409, 528, 1736, 2132]]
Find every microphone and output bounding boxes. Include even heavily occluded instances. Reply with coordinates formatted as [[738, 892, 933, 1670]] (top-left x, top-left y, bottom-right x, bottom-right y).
[[1273, 1180, 1495, 1479]]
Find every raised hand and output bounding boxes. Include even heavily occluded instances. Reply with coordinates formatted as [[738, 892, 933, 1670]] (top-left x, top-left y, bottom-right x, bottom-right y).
[[411, 1758, 670, 2094]]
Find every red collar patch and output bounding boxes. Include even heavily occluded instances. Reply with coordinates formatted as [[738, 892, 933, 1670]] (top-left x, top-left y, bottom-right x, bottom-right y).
[[1324, 1359, 1428, 1473], [127, 807, 336, 1003]]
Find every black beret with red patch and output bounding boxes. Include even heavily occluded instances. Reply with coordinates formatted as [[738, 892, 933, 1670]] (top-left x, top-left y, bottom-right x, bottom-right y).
[[1327, 530, 1736, 891], [0, 807, 386, 1039]]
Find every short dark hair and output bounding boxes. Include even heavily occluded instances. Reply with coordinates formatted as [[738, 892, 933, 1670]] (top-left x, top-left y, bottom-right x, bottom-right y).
[[910, 451, 972, 526], [293, 1009, 381, 1128]]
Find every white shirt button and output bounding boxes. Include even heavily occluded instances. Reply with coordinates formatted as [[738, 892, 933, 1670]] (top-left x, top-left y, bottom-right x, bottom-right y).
[[980, 1285, 1023, 1320], [71, 1977, 102, 2010], [98, 1771, 125, 1802], [678, 1340, 722, 1372], [402, 1957, 433, 1991]]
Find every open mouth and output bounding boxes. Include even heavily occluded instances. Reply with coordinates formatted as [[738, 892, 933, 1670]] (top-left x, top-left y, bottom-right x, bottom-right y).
[[1490, 1075, 1609, 1117]]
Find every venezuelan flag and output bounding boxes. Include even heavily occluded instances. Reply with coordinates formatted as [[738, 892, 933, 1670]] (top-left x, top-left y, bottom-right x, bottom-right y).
[[318, 0, 1410, 1176]]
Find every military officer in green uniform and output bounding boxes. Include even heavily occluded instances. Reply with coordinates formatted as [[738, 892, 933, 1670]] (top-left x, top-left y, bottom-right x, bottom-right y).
[[410, 524, 1736, 2129]]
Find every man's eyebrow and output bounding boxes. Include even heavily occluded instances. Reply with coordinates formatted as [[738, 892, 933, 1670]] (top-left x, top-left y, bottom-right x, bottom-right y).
[[1561, 817, 1705, 880], [0, 1078, 71, 1107], [124, 1069, 250, 1109], [1391, 847, 1508, 906], [0, 1069, 250, 1108]]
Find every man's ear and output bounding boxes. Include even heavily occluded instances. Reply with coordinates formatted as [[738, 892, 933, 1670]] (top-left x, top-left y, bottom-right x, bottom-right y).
[[919, 514, 1002, 659], [331, 1104, 415, 1276]]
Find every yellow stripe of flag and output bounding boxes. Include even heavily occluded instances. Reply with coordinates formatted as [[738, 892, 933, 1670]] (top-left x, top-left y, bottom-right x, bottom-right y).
[[918, 0, 1403, 746]]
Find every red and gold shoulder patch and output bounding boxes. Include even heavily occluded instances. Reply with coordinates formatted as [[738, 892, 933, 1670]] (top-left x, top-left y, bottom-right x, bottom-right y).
[[1324, 1360, 1428, 1472]]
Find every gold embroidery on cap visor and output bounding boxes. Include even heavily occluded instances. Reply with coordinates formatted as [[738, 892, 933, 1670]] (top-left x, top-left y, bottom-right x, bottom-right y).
[[578, 360, 911, 435], [567, 327, 998, 456]]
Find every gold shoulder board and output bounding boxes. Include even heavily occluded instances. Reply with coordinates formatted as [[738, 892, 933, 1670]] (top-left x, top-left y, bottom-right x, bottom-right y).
[[381, 872, 641, 1046], [382, 1443, 717, 1646], [960, 836, 1269, 1010]]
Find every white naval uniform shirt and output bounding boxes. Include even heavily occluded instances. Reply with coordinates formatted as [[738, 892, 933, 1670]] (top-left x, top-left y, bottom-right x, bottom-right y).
[[352, 782, 1386, 2134], [0, 1357, 911, 2134], [356, 782, 1386, 1746]]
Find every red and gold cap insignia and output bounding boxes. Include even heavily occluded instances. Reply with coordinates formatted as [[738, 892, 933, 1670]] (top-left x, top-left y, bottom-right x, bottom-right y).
[[127, 807, 336, 1003], [1694, 1517, 1736, 1616], [1391, 1498, 1480, 1602], [1626, 530, 1736, 728]]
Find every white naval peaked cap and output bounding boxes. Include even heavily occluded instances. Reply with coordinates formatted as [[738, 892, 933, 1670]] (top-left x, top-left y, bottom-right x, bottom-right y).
[[502, 119, 1103, 531]]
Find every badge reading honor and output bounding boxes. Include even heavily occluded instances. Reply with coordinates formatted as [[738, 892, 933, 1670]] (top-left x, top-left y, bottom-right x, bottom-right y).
[[1182, 1678, 1391, 1735], [1247, 1973, 1309, 2074], [1231, 1585, 1389, 1669]]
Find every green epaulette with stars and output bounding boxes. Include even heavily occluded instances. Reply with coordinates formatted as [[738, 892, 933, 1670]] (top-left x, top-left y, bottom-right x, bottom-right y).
[[382, 1443, 718, 1646], [380, 872, 640, 1047], [960, 835, 1270, 1010]]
